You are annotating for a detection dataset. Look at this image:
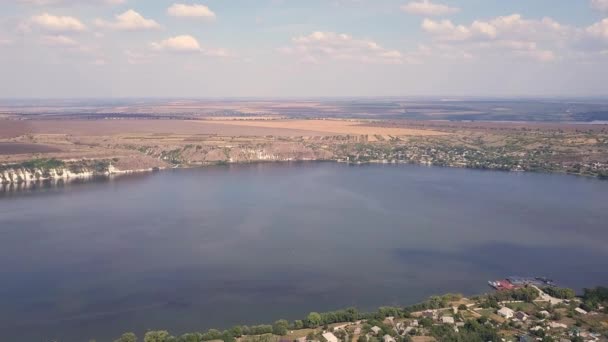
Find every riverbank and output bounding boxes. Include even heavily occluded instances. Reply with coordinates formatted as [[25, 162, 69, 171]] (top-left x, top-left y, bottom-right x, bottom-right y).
[[2, 116, 608, 183], [2, 154, 607, 187], [111, 286, 608, 342]]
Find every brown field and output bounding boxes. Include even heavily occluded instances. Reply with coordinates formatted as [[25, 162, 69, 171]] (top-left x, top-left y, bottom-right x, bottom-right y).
[[27, 119, 330, 137], [0, 120, 31, 138], [371, 119, 608, 133], [204, 119, 447, 137], [0, 142, 61, 155], [22, 119, 446, 138]]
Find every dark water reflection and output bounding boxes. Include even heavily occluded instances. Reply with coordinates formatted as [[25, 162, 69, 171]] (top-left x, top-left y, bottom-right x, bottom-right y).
[[1, 163, 607, 342]]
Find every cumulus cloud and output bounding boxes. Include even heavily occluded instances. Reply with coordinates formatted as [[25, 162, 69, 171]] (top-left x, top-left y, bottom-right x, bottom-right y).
[[587, 18, 608, 39], [279, 31, 407, 64], [422, 14, 570, 42], [591, 0, 608, 12], [41, 34, 78, 46], [418, 14, 584, 62], [28, 13, 86, 32], [94, 9, 160, 31], [149, 35, 233, 59], [168, 3, 216, 19], [151, 35, 202, 52], [401, 0, 459, 16]]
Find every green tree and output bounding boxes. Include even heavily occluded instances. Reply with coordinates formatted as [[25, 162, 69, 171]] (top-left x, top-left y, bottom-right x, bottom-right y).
[[307, 312, 322, 328], [241, 326, 251, 336], [230, 326, 243, 337], [114, 333, 137, 342], [221, 330, 235, 342], [273, 320, 289, 336], [293, 320, 304, 329], [177, 333, 202, 342], [202, 329, 223, 341], [144, 331, 170, 342]]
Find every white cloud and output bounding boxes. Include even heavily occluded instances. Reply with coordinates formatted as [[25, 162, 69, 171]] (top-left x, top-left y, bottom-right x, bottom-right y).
[[587, 18, 608, 39], [41, 34, 78, 46], [279, 31, 408, 64], [29, 13, 86, 32], [151, 35, 202, 52], [203, 48, 231, 57], [421, 14, 570, 42], [168, 3, 216, 19], [420, 14, 576, 62], [591, 0, 608, 12], [149, 35, 234, 59], [401, 0, 459, 16], [95, 9, 160, 31]]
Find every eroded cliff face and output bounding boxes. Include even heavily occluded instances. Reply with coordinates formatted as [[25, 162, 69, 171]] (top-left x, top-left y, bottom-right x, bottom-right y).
[[1, 167, 102, 184], [0, 143, 338, 184], [138, 142, 336, 165]]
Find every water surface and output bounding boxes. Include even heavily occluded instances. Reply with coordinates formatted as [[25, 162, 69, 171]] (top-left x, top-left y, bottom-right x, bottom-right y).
[[1, 163, 607, 341]]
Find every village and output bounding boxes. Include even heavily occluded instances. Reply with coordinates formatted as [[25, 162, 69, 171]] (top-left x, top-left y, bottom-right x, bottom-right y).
[[281, 286, 606, 342], [122, 286, 608, 342]]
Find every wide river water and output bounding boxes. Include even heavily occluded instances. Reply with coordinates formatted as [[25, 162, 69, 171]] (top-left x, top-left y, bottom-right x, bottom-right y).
[[1, 163, 608, 341]]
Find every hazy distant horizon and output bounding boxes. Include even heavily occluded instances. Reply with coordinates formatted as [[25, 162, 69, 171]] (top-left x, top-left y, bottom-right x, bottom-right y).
[[2, 95, 608, 101]]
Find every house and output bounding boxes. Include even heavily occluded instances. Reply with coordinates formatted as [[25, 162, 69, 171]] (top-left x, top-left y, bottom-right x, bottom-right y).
[[296, 337, 307, 342], [498, 307, 515, 319], [422, 310, 436, 319], [441, 316, 455, 324], [575, 307, 588, 315], [515, 311, 529, 321], [371, 326, 382, 335], [409, 320, 419, 327], [322, 332, 339, 342], [382, 335, 395, 342], [549, 322, 568, 329], [333, 324, 348, 331], [538, 310, 550, 318]]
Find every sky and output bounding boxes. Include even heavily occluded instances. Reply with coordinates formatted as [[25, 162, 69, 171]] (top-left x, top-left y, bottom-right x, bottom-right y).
[[1, 0, 608, 98]]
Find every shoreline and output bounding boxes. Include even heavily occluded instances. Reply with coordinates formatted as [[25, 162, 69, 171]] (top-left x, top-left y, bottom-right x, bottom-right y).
[[2, 157, 607, 187]]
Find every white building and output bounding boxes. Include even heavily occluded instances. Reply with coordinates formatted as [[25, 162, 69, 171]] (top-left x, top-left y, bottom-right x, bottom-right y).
[[441, 316, 455, 324], [322, 332, 339, 342], [549, 322, 568, 329], [382, 335, 395, 342], [498, 307, 515, 319]]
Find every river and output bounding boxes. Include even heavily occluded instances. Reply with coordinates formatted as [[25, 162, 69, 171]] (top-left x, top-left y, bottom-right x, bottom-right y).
[[1, 162, 607, 341]]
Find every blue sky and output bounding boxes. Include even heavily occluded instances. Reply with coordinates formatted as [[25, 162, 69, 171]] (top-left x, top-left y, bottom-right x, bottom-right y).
[[1, 0, 607, 97]]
